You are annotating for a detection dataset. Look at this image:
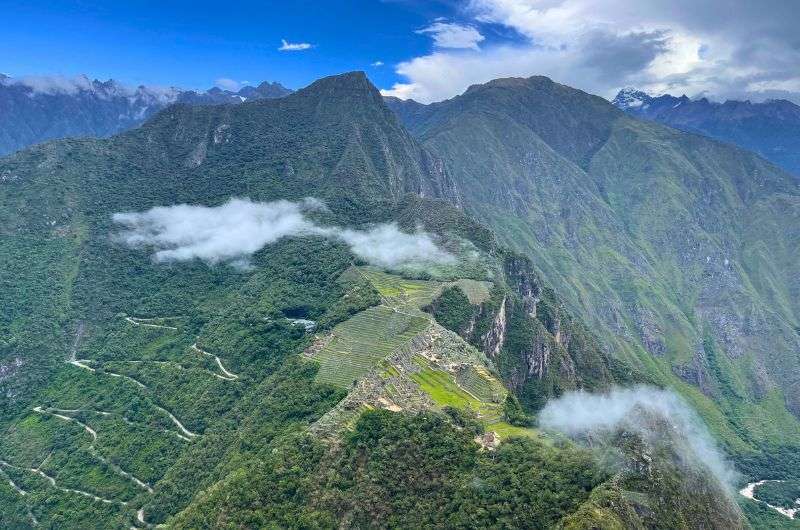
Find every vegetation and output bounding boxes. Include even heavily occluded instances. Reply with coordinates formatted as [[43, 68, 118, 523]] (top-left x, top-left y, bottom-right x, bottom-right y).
[[388, 74, 800, 476], [425, 285, 474, 333], [0, 70, 778, 528], [754, 481, 800, 511], [172, 409, 607, 529]]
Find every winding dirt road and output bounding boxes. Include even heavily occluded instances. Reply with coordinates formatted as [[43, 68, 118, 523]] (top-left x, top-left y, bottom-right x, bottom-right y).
[[124, 317, 178, 331], [1, 458, 126, 506], [190, 343, 238, 380], [33, 407, 154, 494]]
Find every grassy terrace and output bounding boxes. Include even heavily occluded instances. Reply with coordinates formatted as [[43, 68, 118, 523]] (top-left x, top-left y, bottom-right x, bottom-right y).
[[456, 364, 506, 403], [311, 268, 442, 388], [313, 306, 429, 387], [311, 267, 533, 440], [410, 356, 502, 422], [409, 356, 535, 440]]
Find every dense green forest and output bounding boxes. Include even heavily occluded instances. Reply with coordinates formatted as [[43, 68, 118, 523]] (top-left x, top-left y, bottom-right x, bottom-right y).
[[1, 71, 797, 528]]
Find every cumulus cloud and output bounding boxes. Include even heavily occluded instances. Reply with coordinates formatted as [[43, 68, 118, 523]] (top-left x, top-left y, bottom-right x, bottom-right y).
[[539, 386, 737, 490], [112, 198, 454, 269], [382, 0, 800, 104], [416, 22, 485, 50], [278, 39, 312, 51], [371, 61, 384, 67]]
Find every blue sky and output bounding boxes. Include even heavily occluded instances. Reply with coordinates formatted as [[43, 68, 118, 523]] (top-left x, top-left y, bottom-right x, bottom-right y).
[[2, 0, 798, 103], [1, 0, 461, 91]]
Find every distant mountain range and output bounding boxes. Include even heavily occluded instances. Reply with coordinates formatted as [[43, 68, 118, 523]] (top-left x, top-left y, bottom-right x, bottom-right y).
[[613, 88, 800, 178], [0, 74, 292, 156]]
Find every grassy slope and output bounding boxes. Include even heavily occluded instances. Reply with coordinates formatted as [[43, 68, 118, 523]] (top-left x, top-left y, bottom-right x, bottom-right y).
[[389, 77, 800, 458]]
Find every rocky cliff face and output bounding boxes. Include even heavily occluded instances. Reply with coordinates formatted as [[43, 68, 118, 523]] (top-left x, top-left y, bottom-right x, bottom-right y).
[[430, 252, 623, 410]]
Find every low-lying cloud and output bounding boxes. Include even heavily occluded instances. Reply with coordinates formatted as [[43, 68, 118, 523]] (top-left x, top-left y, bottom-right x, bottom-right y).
[[539, 385, 737, 490], [0, 74, 181, 103], [112, 198, 455, 269]]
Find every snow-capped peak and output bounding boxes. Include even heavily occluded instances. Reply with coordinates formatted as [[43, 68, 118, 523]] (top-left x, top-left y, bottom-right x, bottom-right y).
[[612, 87, 653, 109]]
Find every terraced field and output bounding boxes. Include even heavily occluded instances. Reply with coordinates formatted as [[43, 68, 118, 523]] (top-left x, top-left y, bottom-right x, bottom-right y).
[[311, 268, 441, 388], [358, 267, 443, 308], [449, 278, 492, 305], [410, 356, 501, 420], [313, 306, 430, 387], [456, 364, 506, 403], [310, 267, 535, 442]]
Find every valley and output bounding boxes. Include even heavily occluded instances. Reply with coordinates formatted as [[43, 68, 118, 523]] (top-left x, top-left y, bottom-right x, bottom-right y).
[[0, 70, 797, 528]]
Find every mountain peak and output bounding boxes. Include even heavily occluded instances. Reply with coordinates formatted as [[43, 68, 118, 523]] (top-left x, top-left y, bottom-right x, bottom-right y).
[[297, 71, 384, 107], [304, 71, 371, 92], [612, 87, 654, 109], [614, 88, 800, 177]]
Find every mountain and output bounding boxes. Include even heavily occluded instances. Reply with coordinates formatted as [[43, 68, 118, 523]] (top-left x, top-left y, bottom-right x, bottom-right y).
[[0, 74, 292, 156], [386, 76, 800, 467], [0, 71, 783, 528], [613, 88, 800, 178], [176, 80, 292, 105], [0, 71, 457, 411]]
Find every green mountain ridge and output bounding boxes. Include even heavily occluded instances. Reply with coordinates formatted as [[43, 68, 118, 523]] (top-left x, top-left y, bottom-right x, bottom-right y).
[[0, 70, 794, 528], [386, 76, 800, 458]]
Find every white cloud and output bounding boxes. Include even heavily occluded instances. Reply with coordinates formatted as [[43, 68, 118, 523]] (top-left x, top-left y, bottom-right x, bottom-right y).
[[416, 22, 485, 50], [382, 45, 597, 102], [214, 78, 250, 91], [382, 0, 800, 103], [113, 198, 454, 269], [4, 74, 95, 96], [278, 39, 312, 52], [540, 386, 738, 491], [371, 61, 384, 67], [335, 224, 454, 269]]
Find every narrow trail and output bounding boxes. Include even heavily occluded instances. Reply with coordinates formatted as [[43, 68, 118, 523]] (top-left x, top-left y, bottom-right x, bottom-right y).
[[0, 463, 27, 496], [47, 408, 112, 417], [117, 359, 231, 382], [105, 369, 148, 389], [33, 407, 154, 494], [1, 459, 126, 506], [0, 465, 39, 526], [124, 317, 178, 331], [68, 359, 95, 371], [154, 405, 198, 439], [740, 480, 799, 519], [190, 343, 238, 380], [33, 407, 97, 439]]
